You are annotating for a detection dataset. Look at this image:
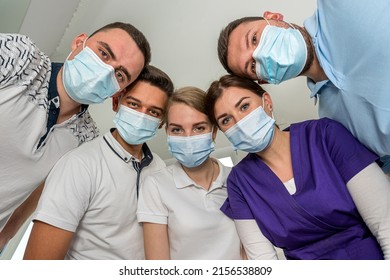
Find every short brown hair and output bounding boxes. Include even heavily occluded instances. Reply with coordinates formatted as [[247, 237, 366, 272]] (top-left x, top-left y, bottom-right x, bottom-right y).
[[91, 22, 151, 66], [127, 65, 174, 99]]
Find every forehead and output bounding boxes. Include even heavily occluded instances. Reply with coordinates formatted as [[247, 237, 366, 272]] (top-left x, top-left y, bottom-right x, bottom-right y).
[[215, 86, 260, 109], [167, 103, 209, 124], [122, 81, 168, 107], [227, 20, 263, 77]]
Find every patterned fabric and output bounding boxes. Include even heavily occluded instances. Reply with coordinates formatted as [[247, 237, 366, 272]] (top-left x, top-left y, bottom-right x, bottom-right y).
[[0, 34, 51, 110], [0, 33, 99, 230]]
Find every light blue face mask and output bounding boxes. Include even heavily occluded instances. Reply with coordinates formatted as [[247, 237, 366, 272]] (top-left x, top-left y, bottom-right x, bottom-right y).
[[167, 132, 215, 168], [252, 24, 307, 85], [225, 105, 275, 153], [113, 105, 161, 145], [62, 40, 120, 104]]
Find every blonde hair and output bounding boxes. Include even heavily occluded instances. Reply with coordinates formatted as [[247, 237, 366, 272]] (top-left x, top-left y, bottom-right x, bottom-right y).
[[164, 86, 207, 123]]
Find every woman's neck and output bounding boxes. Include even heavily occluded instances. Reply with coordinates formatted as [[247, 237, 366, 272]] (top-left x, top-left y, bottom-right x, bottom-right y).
[[181, 158, 218, 191], [257, 129, 293, 182]]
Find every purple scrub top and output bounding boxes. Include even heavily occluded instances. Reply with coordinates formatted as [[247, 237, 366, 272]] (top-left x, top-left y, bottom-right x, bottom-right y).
[[222, 118, 383, 259]]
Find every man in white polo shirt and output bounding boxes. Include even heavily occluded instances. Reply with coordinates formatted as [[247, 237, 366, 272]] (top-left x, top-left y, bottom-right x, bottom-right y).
[[23, 65, 173, 259], [0, 22, 151, 253]]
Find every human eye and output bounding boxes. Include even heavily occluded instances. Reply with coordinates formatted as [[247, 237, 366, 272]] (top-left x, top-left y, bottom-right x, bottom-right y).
[[169, 127, 182, 134], [251, 59, 256, 74], [149, 109, 161, 118], [115, 70, 125, 83], [127, 101, 138, 109], [252, 33, 257, 45], [193, 126, 206, 133], [99, 49, 110, 61], [240, 102, 250, 112], [219, 116, 231, 127]]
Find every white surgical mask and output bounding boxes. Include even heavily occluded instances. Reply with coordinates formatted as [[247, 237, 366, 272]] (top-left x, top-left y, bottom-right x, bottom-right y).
[[167, 132, 215, 168], [113, 105, 160, 145], [253, 23, 307, 84], [224, 105, 275, 153], [62, 39, 120, 104]]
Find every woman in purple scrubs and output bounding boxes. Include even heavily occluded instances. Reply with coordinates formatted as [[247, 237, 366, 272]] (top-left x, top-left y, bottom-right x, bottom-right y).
[[205, 74, 390, 260]]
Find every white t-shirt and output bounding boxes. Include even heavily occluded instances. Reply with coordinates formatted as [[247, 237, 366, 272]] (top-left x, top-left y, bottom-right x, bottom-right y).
[[137, 160, 241, 260], [0, 33, 98, 230], [33, 131, 166, 259]]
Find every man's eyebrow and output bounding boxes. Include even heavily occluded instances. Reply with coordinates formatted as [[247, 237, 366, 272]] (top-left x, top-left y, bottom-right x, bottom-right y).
[[98, 41, 116, 60], [244, 29, 251, 75], [150, 105, 164, 113], [118, 66, 131, 83], [98, 41, 131, 82], [125, 95, 141, 103]]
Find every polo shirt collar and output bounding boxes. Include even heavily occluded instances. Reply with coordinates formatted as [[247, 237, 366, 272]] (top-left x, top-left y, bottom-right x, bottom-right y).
[[103, 129, 153, 164], [307, 78, 329, 105], [172, 159, 227, 191]]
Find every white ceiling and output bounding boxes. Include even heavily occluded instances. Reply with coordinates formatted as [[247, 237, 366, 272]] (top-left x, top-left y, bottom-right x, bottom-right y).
[[2, 0, 318, 162]]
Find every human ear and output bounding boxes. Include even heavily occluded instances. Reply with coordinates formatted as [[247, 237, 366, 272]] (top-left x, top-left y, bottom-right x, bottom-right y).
[[262, 92, 273, 112], [263, 11, 284, 21], [111, 89, 126, 111], [71, 33, 88, 51]]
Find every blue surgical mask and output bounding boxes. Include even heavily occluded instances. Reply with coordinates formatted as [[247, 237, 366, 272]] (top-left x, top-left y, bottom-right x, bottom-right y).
[[253, 24, 307, 84], [225, 105, 275, 153], [113, 105, 161, 145], [167, 132, 215, 168], [62, 40, 120, 104]]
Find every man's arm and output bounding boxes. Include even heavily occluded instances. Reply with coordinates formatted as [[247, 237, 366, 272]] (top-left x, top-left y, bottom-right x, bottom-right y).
[[23, 221, 74, 260], [0, 182, 44, 251]]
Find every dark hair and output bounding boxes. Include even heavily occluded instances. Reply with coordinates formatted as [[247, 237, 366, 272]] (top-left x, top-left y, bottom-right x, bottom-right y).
[[218, 16, 264, 73], [205, 74, 265, 126], [90, 22, 151, 66], [131, 65, 174, 99]]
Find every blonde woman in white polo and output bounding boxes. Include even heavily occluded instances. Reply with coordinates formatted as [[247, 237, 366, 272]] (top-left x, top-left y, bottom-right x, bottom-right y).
[[137, 87, 243, 260]]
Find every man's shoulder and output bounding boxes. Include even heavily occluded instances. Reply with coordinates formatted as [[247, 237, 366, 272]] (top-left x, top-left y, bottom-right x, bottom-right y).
[[66, 110, 100, 145]]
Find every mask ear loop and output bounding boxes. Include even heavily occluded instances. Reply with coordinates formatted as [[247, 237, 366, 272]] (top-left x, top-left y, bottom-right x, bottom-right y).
[[263, 18, 270, 25], [82, 37, 88, 49], [287, 22, 296, 29]]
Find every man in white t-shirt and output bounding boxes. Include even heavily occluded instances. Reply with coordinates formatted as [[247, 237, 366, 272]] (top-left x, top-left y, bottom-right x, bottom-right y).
[[0, 22, 151, 253], [23, 65, 173, 259]]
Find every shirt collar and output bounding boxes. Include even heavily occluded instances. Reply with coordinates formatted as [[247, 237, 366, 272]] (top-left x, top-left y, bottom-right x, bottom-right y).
[[103, 129, 153, 164], [172, 159, 228, 191], [307, 78, 329, 105]]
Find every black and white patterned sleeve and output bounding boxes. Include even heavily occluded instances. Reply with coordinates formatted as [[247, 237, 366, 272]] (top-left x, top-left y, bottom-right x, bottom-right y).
[[0, 33, 50, 91]]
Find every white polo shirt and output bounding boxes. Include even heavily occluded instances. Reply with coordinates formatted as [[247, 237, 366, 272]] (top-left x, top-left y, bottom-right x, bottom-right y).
[[0, 33, 98, 230], [33, 131, 166, 259], [137, 160, 242, 260]]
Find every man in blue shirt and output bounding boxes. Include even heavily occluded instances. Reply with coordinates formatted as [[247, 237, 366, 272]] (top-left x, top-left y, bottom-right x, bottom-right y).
[[217, 0, 390, 174]]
